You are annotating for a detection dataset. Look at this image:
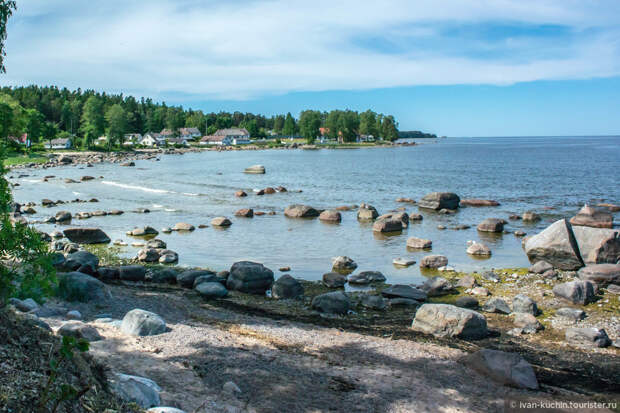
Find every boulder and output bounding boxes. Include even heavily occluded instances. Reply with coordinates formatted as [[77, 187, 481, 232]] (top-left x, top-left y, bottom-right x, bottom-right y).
[[348, 271, 386, 285], [467, 242, 491, 256], [158, 250, 178, 264], [244, 165, 265, 174], [372, 217, 403, 233], [482, 298, 511, 314], [55, 211, 72, 222], [529, 261, 553, 274], [193, 274, 219, 288], [524, 219, 583, 270], [178, 270, 216, 288], [569, 205, 613, 229], [110, 373, 161, 408], [64, 251, 99, 274], [556, 308, 586, 322], [136, 248, 161, 263], [332, 256, 357, 272], [392, 257, 416, 267], [319, 210, 341, 223], [211, 216, 232, 227], [57, 272, 110, 302], [407, 237, 432, 249], [284, 205, 319, 218], [195, 282, 228, 299], [119, 265, 147, 282], [511, 294, 538, 315], [460, 199, 500, 207], [263, 187, 276, 194], [357, 203, 379, 220], [461, 349, 538, 390], [62, 228, 110, 244], [322, 272, 347, 288], [411, 304, 487, 339], [311, 291, 350, 315], [173, 222, 195, 231], [361, 295, 387, 310], [552, 280, 596, 305], [146, 239, 167, 249], [120, 309, 166, 336], [10, 298, 39, 312], [382, 285, 427, 301], [578, 264, 620, 286], [597, 203, 620, 212], [418, 192, 460, 210], [409, 213, 423, 221], [571, 226, 620, 265], [421, 276, 454, 296], [57, 321, 102, 342], [227, 261, 274, 294], [150, 269, 177, 284], [235, 208, 254, 218], [58, 155, 73, 164], [477, 218, 504, 233], [420, 255, 448, 269], [512, 313, 543, 333], [455, 296, 479, 309], [456, 275, 477, 289], [235, 190, 247, 197], [272, 274, 304, 299], [129, 226, 159, 236], [522, 211, 540, 222], [565, 327, 611, 348]]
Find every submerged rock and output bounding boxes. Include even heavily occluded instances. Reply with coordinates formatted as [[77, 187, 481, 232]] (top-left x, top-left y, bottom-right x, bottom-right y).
[[244, 165, 265, 174], [460, 199, 500, 207], [211, 216, 232, 227], [357, 203, 379, 220], [319, 209, 341, 223], [418, 192, 460, 211], [570, 205, 613, 229], [477, 218, 505, 233], [467, 242, 491, 256], [284, 204, 319, 218], [407, 237, 432, 249]]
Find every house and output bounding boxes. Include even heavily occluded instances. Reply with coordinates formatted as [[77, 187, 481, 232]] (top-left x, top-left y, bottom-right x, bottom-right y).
[[214, 128, 251, 145], [160, 129, 176, 138], [358, 134, 375, 142], [46, 138, 72, 150], [167, 137, 188, 146], [140, 132, 165, 147], [123, 133, 142, 146], [200, 135, 231, 146], [179, 127, 201, 140], [8, 133, 29, 147], [95, 136, 108, 146]]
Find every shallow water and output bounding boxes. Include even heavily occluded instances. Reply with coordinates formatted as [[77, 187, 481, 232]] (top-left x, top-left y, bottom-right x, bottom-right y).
[[11, 136, 620, 285]]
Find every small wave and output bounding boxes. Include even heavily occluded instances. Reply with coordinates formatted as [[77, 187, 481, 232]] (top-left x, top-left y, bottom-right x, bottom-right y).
[[72, 191, 81, 195], [252, 188, 261, 192], [102, 181, 173, 194], [152, 204, 163, 208], [24, 179, 41, 183], [182, 192, 198, 196], [164, 208, 177, 212]]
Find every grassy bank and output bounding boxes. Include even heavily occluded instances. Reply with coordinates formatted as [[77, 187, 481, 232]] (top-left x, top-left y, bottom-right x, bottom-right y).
[[3, 152, 49, 166]]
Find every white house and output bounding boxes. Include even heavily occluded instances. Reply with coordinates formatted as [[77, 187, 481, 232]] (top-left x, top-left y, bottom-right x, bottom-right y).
[[167, 137, 188, 146], [123, 133, 142, 146], [46, 138, 72, 150], [179, 127, 201, 140], [200, 135, 231, 146], [140, 132, 166, 147], [232, 137, 251, 145]]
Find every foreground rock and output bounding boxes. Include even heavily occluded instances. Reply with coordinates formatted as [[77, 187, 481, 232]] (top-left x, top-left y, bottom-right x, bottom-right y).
[[244, 165, 265, 174], [511, 294, 538, 315], [357, 203, 379, 220], [382, 285, 427, 301], [64, 250, 99, 274], [411, 304, 487, 339], [578, 264, 620, 286], [311, 291, 350, 315], [552, 280, 596, 305], [58, 272, 110, 302], [348, 271, 386, 285], [571, 226, 620, 265], [524, 219, 583, 270], [570, 205, 613, 229], [322, 272, 347, 288], [227, 261, 274, 294], [565, 327, 612, 348], [272, 274, 304, 299], [418, 192, 460, 211], [110, 373, 161, 408], [57, 321, 103, 342], [461, 349, 538, 390], [63, 228, 111, 244], [195, 282, 228, 299], [120, 309, 166, 336], [284, 204, 319, 218]]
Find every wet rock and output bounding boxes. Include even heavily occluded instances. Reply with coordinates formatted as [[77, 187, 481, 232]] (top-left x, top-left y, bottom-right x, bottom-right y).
[[372, 216, 403, 233], [407, 237, 432, 250], [57, 321, 102, 342], [146, 239, 167, 249], [552, 280, 596, 305], [58, 272, 110, 302], [120, 309, 166, 336], [235, 208, 254, 218], [455, 296, 479, 309], [64, 251, 99, 274], [110, 373, 161, 408], [461, 349, 538, 390], [393, 257, 416, 267], [524, 219, 583, 270], [284, 204, 319, 218], [55, 211, 72, 222], [482, 298, 511, 314], [597, 203, 620, 212], [211, 216, 232, 227], [577, 264, 620, 286], [529, 261, 553, 274], [322, 272, 347, 288], [75, 212, 92, 220], [421, 276, 454, 296], [195, 282, 228, 299], [570, 205, 613, 229], [63, 227, 111, 244], [150, 268, 177, 284], [119, 265, 147, 282], [522, 211, 540, 222], [272, 274, 304, 299], [357, 203, 379, 220], [178, 270, 216, 288], [565, 327, 611, 348], [244, 165, 265, 174], [129, 226, 159, 236], [10, 298, 39, 312], [556, 308, 585, 322], [460, 199, 500, 207], [411, 304, 487, 339], [319, 210, 341, 223], [409, 213, 423, 221], [382, 285, 427, 301], [418, 192, 460, 211], [477, 218, 505, 233], [235, 190, 247, 197], [571, 226, 620, 265], [227, 261, 274, 294], [109, 209, 124, 215], [332, 256, 357, 272], [173, 222, 195, 231], [348, 271, 386, 285], [420, 255, 448, 269], [158, 250, 178, 264], [467, 242, 491, 256], [511, 294, 538, 315], [311, 291, 350, 315], [137, 248, 160, 263], [361, 295, 387, 310]]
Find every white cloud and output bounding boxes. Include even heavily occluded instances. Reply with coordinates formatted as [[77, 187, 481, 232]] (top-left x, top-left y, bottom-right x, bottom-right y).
[[3, 0, 620, 100]]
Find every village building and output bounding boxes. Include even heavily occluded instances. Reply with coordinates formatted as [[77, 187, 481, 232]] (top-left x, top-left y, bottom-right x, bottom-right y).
[[178, 127, 201, 140], [8, 133, 29, 147], [200, 128, 251, 146], [45, 138, 73, 150], [167, 137, 189, 146], [123, 133, 142, 146], [140, 132, 166, 147]]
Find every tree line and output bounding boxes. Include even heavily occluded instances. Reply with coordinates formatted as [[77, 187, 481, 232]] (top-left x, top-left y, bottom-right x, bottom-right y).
[[0, 85, 401, 148]]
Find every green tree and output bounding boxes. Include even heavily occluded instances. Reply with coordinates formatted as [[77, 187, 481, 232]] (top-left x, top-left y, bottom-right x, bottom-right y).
[[381, 115, 399, 141], [0, 0, 16, 73], [282, 112, 296, 136], [105, 104, 127, 150], [42, 121, 58, 149], [24, 109, 44, 142], [325, 110, 341, 140], [0, 102, 13, 145], [298, 110, 321, 144], [240, 119, 258, 137], [337, 110, 359, 142], [79, 96, 105, 149], [273, 115, 285, 134], [359, 110, 378, 137]]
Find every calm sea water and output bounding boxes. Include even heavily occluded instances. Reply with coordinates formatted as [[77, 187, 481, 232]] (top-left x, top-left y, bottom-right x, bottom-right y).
[[11, 136, 620, 286]]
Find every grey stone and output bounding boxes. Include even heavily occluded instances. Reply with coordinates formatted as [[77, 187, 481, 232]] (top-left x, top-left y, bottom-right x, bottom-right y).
[[357, 203, 379, 220], [97, 267, 120, 281], [10, 298, 39, 312], [524, 219, 583, 270], [178, 270, 216, 288], [360, 295, 387, 310], [578, 264, 620, 286], [129, 226, 159, 236], [227, 261, 274, 294], [120, 309, 166, 336], [477, 218, 505, 233], [382, 285, 427, 301], [195, 282, 228, 299], [421, 276, 454, 296], [272, 274, 304, 299], [193, 274, 219, 288], [572, 226, 620, 265], [455, 296, 479, 309], [120, 265, 147, 282], [211, 216, 232, 227], [146, 239, 167, 249], [553, 280, 596, 305], [420, 255, 448, 269], [411, 304, 488, 339], [348, 271, 386, 285], [556, 307, 586, 322], [332, 256, 357, 272], [482, 298, 511, 314], [512, 313, 543, 333], [284, 205, 319, 218], [57, 321, 102, 341], [136, 248, 161, 263], [570, 205, 613, 229], [311, 291, 350, 315], [407, 237, 432, 249], [111, 373, 161, 408], [565, 327, 611, 348], [387, 298, 421, 307], [511, 294, 538, 315], [66, 310, 82, 320], [63, 228, 111, 244], [418, 192, 460, 210], [461, 349, 539, 390], [150, 269, 177, 284], [456, 275, 477, 289], [64, 251, 99, 275], [323, 272, 347, 288], [57, 272, 110, 302]]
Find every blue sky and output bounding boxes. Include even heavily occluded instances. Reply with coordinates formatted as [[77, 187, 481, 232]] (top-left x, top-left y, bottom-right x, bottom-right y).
[[3, 0, 620, 136]]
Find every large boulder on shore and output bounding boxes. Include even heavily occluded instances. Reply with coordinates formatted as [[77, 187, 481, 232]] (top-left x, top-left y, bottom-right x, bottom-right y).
[[418, 192, 460, 211], [570, 205, 613, 229], [322, 272, 347, 288], [311, 291, 350, 315], [552, 280, 596, 305], [284, 204, 319, 218], [524, 219, 583, 270], [57, 272, 110, 302], [64, 251, 99, 275], [578, 264, 620, 286], [272, 274, 304, 299], [226, 261, 274, 294], [411, 304, 487, 339], [571, 226, 620, 265], [565, 327, 611, 348], [461, 349, 538, 390], [120, 309, 166, 336], [195, 282, 228, 299], [119, 265, 147, 282], [63, 228, 111, 244], [110, 373, 161, 408], [177, 270, 216, 288]]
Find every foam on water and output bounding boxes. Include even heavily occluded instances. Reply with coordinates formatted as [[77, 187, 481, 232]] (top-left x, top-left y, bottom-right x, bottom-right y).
[[102, 180, 173, 194]]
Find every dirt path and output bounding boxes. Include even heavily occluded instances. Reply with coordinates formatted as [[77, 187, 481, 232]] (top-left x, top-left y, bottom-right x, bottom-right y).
[[39, 285, 615, 413]]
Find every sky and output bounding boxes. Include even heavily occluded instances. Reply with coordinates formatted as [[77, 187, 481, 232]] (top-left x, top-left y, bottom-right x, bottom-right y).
[[2, 0, 620, 136]]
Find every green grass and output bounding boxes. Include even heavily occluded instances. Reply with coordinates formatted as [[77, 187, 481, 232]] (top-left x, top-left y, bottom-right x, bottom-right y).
[[3, 153, 48, 166]]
